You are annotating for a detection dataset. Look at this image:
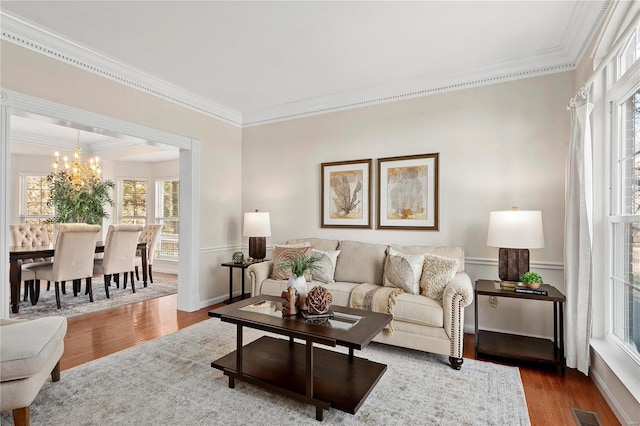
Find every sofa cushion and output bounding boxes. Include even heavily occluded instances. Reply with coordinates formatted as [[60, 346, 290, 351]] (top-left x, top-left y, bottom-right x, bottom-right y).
[[0, 316, 67, 381], [259, 279, 359, 309], [390, 245, 465, 272], [259, 278, 290, 298], [420, 253, 459, 301], [383, 248, 424, 294], [311, 249, 341, 283], [270, 243, 311, 280], [394, 293, 444, 328], [334, 240, 388, 284], [321, 281, 360, 307], [287, 238, 339, 251]]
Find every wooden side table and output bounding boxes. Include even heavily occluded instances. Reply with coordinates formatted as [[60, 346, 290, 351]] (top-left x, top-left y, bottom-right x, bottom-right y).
[[221, 261, 268, 304], [474, 279, 566, 374]]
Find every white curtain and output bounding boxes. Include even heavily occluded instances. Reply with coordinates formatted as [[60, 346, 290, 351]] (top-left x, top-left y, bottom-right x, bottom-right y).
[[564, 88, 594, 375]]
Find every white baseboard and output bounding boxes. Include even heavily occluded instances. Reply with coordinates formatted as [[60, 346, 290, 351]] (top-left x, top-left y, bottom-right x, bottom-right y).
[[590, 364, 639, 425]]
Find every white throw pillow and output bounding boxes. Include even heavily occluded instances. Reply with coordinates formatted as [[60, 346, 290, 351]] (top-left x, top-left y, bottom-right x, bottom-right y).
[[383, 248, 424, 294], [420, 253, 459, 301], [310, 249, 340, 283]]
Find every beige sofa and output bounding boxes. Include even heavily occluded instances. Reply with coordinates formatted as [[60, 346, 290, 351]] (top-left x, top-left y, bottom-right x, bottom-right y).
[[247, 238, 473, 369]]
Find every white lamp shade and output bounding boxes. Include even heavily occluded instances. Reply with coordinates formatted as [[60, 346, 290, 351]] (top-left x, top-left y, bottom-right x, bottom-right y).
[[243, 211, 271, 237], [487, 210, 544, 249]]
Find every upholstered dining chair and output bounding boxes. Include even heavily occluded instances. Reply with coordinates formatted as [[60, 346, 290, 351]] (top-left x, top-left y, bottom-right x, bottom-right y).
[[134, 224, 163, 285], [28, 223, 101, 309], [94, 224, 143, 297], [9, 224, 51, 304]]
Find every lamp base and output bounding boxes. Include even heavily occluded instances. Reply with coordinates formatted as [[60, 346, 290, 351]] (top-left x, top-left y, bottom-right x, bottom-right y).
[[248, 236, 266, 261], [498, 248, 529, 282]]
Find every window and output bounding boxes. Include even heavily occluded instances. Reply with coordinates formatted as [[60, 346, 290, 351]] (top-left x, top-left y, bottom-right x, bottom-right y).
[[120, 179, 147, 225], [611, 88, 640, 360], [619, 25, 640, 77], [156, 179, 179, 259], [20, 175, 54, 235], [609, 29, 640, 360]]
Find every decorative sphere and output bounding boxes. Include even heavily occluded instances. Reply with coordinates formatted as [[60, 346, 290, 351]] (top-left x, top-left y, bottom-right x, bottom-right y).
[[306, 286, 333, 314]]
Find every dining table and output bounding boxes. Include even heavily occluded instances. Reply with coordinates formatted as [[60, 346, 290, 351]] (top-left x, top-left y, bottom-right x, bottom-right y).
[[8, 241, 148, 314]]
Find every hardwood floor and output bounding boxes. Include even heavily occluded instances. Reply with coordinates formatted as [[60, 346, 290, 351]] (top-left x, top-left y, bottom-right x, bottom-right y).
[[62, 284, 620, 425], [463, 334, 620, 426]]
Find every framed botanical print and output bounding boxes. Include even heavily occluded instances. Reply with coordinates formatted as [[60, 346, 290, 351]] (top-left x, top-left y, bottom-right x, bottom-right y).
[[321, 159, 372, 228], [377, 153, 439, 230]]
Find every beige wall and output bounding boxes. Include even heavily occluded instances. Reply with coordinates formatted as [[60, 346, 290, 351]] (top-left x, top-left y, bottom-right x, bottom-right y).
[[243, 72, 572, 261], [243, 71, 573, 338], [2, 40, 243, 304]]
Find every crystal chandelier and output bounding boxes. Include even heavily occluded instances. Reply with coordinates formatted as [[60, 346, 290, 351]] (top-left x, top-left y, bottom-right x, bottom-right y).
[[52, 130, 101, 187]]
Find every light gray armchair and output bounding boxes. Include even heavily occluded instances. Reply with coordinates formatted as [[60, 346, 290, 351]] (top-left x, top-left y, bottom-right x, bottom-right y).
[[0, 316, 67, 426]]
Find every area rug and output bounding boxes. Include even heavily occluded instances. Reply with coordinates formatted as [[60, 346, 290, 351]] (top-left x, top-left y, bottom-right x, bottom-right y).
[[9, 275, 178, 320], [0, 320, 530, 425]]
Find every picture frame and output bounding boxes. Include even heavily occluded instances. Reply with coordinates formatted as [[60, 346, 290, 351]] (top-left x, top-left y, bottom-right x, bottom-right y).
[[321, 159, 372, 228], [377, 153, 439, 230]]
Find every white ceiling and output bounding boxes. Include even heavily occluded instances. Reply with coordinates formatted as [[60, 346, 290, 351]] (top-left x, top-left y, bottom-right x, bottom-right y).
[[1, 1, 610, 127], [9, 112, 179, 163]]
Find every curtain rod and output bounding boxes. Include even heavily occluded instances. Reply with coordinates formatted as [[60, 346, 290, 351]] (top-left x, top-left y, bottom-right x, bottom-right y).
[[574, 6, 640, 98]]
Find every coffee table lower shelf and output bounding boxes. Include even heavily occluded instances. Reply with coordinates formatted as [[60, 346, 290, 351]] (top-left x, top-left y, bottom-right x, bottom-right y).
[[211, 336, 386, 420]]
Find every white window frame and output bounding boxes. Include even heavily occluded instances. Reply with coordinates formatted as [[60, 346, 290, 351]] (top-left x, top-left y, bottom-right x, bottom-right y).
[[19, 173, 53, 224], [155, 177, 179, 261], [118, 177, 148, 225], [605, 38, 640, 365]]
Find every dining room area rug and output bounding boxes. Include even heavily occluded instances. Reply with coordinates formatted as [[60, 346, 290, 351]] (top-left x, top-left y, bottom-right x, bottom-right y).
[[9, 274, 178, 320], [0, 319, 531, 425]]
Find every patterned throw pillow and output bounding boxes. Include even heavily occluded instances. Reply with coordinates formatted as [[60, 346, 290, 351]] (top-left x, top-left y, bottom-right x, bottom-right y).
[[420, 253, 459, 301], [310, 249, 341, 283], [270, 243, 312, 280], [383, 248, 424, 295]]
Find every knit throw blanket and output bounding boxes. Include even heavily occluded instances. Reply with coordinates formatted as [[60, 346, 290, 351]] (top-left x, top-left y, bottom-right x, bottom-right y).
[[349, 283, 403, 332]]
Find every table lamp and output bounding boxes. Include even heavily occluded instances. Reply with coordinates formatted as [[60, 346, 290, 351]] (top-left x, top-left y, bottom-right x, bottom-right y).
[[243, 210, 271, 261], [486, 207, 544, 282]]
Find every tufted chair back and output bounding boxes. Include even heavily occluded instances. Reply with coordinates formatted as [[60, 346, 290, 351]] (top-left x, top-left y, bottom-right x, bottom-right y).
[[138, 224, 163, 265], [51, 224, 101, 282], [101, 224, 143, 275], [10, 224, 52, 263]]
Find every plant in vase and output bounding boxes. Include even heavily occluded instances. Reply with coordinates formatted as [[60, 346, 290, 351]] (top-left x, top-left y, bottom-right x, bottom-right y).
[[48, 169, 115, 225], [520, 271, 543, 289], [279, 252, 322, 310]]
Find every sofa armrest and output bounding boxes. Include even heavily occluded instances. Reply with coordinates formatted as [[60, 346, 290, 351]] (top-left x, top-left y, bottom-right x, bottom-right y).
[[247, 261, 273, 296], [442, 272, 474, 359]]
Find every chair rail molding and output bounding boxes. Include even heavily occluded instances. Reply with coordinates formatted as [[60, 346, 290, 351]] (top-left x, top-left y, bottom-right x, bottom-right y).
[[465, 257, 564, 271], [1, 89, 203, 313]]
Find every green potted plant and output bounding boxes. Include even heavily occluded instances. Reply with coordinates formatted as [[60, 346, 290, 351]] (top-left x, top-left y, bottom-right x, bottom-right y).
[[48, 169, 115, 225], [520, 271, 543, 289], [279, 252, 322, 309]]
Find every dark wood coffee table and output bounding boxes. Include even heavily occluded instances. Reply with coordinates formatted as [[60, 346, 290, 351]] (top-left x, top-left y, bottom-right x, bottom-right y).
[[209, 295, 392, 421]]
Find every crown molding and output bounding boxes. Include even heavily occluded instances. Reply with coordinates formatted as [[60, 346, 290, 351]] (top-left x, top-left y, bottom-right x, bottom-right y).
[[243, 1, 611, 126], [1, 1, 611, 128], [0, 11, 243, 127], [242, 61, 576, 126]]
